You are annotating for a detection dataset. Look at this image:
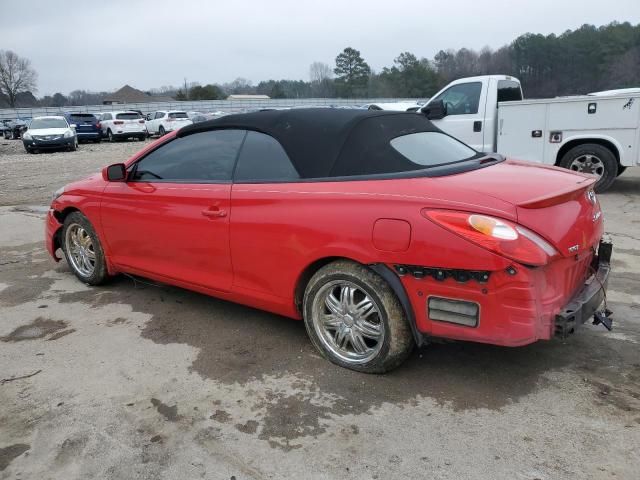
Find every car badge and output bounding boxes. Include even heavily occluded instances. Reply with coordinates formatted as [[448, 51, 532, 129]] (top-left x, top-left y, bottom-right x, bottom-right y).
[[568, 244, 580, 253]]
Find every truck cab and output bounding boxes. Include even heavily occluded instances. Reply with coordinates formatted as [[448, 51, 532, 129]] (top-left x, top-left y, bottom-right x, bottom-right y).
[[422, 75, 522, 152]]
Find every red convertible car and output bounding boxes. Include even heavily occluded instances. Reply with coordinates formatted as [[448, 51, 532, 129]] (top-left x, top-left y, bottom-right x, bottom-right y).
[[45, 109, 612, 372]]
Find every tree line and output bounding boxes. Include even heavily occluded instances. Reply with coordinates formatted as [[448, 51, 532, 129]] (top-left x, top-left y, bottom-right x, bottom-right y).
[[1, 21, 638, 108]]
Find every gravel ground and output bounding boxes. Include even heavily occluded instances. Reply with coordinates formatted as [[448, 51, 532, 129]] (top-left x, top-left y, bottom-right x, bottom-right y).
[[0, 138, 149, 206], [0, 141, 639, 479]]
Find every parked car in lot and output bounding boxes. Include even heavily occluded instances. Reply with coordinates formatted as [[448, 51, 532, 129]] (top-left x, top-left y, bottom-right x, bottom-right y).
[[0, 120, 10, 137], [63, 112, 102, 143], [100, 111, 146, 142], [3, 118, 29, 139], [45, 109, 612, 373], [23, 116, 78, 153], [366, 102, 424, 111], [145, 110, 192, 136], [190, 112, 227, 123]]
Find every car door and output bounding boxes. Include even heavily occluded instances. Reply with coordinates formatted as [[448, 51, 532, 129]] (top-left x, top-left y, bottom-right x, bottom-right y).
[[230, 131, 302, 298], [101, 113, 112, 135], [146, 112, 157, 134], [100, 129, 246, 292], [426, 81, 486, 151], [147, 111, 160, 134]]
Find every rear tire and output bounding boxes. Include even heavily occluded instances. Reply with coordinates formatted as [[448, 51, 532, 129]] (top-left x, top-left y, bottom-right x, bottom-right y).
[[61, 212, 109, 286], [107, 129, 115, 142], [158, 126, 166, 137], [303, 260, 414, 373], [558, 143, 618, 193]]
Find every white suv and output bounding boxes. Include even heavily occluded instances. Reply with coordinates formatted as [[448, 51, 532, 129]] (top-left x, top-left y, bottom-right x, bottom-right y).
[[146, 111, 192, 136], [100, 111, 147, 142]]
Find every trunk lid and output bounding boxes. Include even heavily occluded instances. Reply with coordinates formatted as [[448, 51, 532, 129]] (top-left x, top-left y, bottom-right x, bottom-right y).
[[433, 159, 603, 257]]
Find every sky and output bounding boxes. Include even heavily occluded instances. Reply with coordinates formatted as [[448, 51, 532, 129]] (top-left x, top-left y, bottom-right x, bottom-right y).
[[2, 0, 639, 96]]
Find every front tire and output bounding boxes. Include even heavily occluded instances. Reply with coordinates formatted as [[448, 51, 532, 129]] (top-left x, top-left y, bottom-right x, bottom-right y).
[[559, 144, 618, 193], [62, 212, 109, 285], [158, 126, 166, 137], [303, 260, 414, 373]]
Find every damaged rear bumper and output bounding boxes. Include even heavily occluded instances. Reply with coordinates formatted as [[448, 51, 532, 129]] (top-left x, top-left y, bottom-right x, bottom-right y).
[[554, 236, 612, 338]]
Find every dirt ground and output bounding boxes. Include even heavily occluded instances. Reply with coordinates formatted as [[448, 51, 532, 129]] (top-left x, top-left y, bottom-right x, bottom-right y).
[[0, 138, 639, 480]]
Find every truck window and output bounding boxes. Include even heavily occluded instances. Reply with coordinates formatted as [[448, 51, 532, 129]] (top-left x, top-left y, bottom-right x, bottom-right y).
[[497, 80, 522, 102], [432, 82, 482, 115]]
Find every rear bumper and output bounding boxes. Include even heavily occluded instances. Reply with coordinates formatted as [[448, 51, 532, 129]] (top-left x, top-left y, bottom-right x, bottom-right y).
[[396, 236, 612, 347], [112, 130, 146, 138], [554, 236, 611, 338], [77, 131, 101, 140]]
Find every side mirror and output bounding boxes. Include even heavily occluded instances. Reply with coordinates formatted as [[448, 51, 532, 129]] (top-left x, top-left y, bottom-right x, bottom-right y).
[[422, 100, 447, 120], [102, 163, 127, 182], [146, 114, 152, 121], [70, 123, 77, 129]]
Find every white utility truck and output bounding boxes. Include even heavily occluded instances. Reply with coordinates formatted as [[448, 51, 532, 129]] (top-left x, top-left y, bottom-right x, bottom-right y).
[[421, 75, 640, 191]]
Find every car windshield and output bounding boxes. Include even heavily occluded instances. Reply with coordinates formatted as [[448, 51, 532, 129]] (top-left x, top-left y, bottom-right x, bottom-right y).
[[116, 112, 141, 120], [30, 118, 67, 129], [389, 132, 477, 166], [169, 112, 188, 119]]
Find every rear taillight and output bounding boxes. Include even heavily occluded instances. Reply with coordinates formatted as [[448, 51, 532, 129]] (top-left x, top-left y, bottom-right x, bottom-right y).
[[96, 122, 101, 129], [138, 119, 145, 123], [422, 210, 558, 266], [113, 120, 124, 125]]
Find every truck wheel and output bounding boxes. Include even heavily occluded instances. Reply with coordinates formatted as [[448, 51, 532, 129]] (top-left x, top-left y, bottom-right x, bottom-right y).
[[559, 144, 618, 193], [303, 260, 414, 373]]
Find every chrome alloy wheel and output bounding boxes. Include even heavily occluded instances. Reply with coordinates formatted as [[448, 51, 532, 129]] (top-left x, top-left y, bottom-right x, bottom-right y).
[[569, 154, 605, 179], [65, 223, 96, 277], [311, 280, 385, 364]]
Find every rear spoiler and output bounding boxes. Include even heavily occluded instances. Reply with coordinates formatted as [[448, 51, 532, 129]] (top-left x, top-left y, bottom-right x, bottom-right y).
[[518, 178, 596, 209]]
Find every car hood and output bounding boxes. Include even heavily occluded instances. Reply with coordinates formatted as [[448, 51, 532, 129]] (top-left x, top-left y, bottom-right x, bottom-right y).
[[29, 128, 70, 136]]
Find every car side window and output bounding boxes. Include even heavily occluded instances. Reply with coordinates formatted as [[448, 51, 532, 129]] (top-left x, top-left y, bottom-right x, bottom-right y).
[[130, 129, 246, 183], [102, 113, 112, 120], [234, 131, 299, 182], [154, 112, 164, 119], [432, 82, 482, 115]]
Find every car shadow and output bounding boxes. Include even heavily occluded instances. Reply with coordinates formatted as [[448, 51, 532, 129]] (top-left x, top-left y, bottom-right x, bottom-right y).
[[54, 270, 637, 415]]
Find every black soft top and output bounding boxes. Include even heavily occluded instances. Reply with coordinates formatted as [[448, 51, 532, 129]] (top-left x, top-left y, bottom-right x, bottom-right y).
[[177, 108, 446, 178]]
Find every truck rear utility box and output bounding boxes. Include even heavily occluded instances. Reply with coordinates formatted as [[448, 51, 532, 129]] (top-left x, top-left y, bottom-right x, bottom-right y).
[[497, 94, 640, 173]]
